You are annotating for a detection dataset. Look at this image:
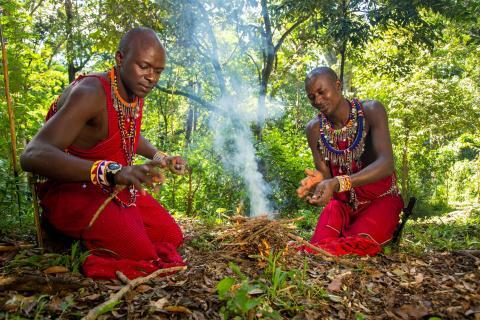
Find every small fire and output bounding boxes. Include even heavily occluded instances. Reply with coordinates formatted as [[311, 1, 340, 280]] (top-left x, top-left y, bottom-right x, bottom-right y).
[[260, 238, 271, 256]]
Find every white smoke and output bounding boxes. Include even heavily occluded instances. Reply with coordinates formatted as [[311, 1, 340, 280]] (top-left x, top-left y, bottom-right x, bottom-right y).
[[210, 85, 284, 217]]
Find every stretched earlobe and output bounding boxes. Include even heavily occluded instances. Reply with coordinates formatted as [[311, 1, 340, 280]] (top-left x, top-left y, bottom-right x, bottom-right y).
[[114, 51, 123, 67]]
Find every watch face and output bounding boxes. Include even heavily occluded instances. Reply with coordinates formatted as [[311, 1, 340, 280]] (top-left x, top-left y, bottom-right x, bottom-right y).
[[108, 162, 122, 171]]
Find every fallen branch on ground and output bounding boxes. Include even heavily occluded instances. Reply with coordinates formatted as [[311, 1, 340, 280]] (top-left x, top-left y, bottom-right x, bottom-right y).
[[0, 274, 86, 293], [0, 244, 35, 252], [82, 265, 187, 320], [454, 250, 480, 263]]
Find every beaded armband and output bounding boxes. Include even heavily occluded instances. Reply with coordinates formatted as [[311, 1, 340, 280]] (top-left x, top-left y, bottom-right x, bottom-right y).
[[336, 175, 352, 192]]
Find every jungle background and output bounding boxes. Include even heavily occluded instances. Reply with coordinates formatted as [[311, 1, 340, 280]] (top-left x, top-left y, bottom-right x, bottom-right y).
[[0, 0, 479, 319]]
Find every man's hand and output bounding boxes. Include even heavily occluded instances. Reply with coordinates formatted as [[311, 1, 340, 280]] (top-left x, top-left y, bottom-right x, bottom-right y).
[[306, 178, 339, 206], [158, 156, 187, 175], [113, 160, 165, 194], [297, 168, 324, 198]]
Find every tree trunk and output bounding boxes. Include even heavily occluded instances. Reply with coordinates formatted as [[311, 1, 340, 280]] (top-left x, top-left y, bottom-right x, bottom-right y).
[[185, 106, 194, 147], [295, 81, 301, 129], [401, 125, 410, 200], [185, 82, 198, 147], [171, 176, 176, 208], [186, 169, 198, 216], [477, 153, 480, 203], [255, 0, 275, 141], [0, 18, 21, 214], [64, 0, 75, 83], [339, 0, 348, 87], [339, 40, 347, 87], [446, 170, 449, 204]]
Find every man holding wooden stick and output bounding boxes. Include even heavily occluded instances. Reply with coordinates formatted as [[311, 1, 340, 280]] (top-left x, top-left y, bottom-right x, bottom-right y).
[[297, 67, 403, 256], [21, 27, 186, 279]]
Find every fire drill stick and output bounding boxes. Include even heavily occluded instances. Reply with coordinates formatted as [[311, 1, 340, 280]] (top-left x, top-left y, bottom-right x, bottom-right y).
[[0, 7, 21, 214]]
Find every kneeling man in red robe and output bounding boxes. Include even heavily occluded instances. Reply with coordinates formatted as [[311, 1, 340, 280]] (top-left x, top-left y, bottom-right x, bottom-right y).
[[21, 27, 185, 279], [297, 67, 403, 256]]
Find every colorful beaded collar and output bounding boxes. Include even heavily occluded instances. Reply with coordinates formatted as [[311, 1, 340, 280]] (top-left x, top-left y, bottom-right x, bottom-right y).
[[317, 98, 366, 174]]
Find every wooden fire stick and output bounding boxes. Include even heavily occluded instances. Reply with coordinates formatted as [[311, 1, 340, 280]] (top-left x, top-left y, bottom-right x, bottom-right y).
[[87, 185, 126, 229], [0, 7, 21, 213], [287, 233, 357, 267], [287, 233, 334, 257], [27, 173, 43, 248], [0, 8, 18, 176]]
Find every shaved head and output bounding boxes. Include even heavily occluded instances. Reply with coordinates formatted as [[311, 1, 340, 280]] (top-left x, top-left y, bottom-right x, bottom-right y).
[[305, 67, 339, 85], [114, 27, 167, 98], [118, 27, 164, 57]]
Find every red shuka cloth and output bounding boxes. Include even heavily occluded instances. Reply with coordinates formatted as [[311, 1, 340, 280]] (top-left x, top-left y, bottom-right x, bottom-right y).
[[38, 75, 184, 279], [307, 105, 403, 256]]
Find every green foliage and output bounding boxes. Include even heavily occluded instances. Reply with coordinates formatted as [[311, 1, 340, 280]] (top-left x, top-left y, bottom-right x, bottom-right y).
[[220, 280, 263, 319], [5, 241, 88, 273], [217, 254, 327, 318], [188, 232, 216, 252], [217, 263, 265, 319], [33, 295, 49, 320], [403, 205, 480, 253], [257, 123, 312, 214], [0, 1, 478, 244]]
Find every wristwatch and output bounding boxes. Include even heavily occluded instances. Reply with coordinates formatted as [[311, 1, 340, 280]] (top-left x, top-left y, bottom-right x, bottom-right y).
[[105, 162, 123, 186]]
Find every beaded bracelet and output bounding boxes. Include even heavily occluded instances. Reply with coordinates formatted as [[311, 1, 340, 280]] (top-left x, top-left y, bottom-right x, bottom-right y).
[[153, 150, 168, 161], [335, 175, 352, 192], [90, 160, 103, 186], [90, 160, 112, 189]]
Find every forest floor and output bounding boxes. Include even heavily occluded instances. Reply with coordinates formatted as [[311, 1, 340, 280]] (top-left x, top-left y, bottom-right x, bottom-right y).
[[0, 205, 479, 320]]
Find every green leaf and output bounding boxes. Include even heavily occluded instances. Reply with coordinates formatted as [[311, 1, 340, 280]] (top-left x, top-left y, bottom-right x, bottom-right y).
[[228, 262, 244, 278], [217, 277, 235, 299], [97, 301, 120, 315]]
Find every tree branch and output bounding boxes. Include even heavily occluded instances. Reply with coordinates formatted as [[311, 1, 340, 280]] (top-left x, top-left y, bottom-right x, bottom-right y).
[[274, 17, 308, 54], [155, 85, 226, 116], [246, 51, 261, 84], [190, 0, 227, 94]]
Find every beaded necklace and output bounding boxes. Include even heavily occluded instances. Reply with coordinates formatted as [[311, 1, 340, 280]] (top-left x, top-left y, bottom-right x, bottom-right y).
[[109, 68, 140, 119], [317, 98, 366, 174], [108, 67, 139, 207]]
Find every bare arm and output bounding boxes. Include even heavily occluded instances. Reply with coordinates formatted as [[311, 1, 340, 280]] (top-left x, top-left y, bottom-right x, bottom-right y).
[[349, 100, 394, 187], [136, 135, 157, 159], [306, 118, 332, 179], [20, 78, 103, 182]]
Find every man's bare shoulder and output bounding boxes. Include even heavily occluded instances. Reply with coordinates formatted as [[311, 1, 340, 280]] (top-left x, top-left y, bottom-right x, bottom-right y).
[[360, 99, 388, 123], [360, 99, 386, 112], [57, 75, 107, 114], [306, 117, 320, 134]]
